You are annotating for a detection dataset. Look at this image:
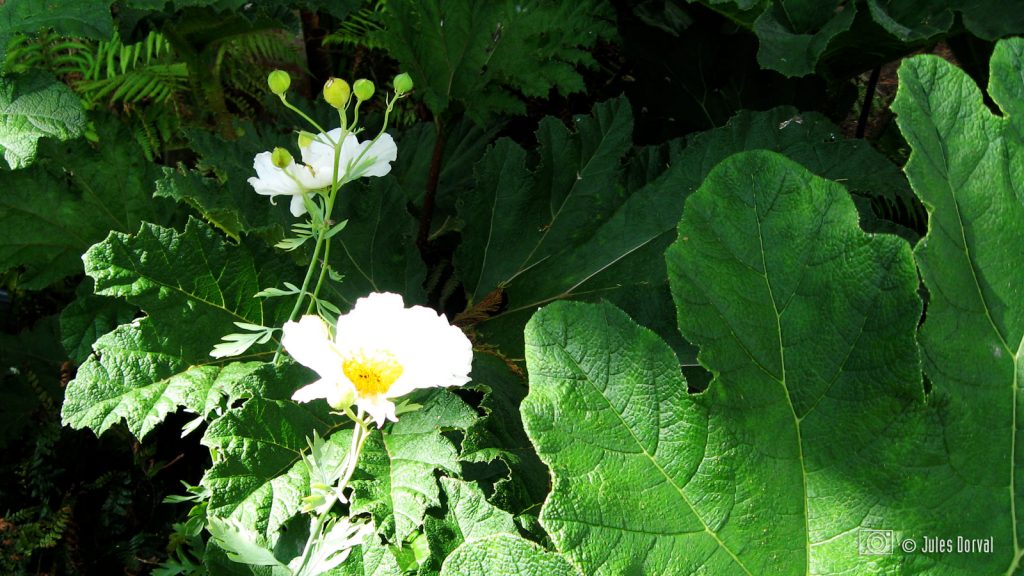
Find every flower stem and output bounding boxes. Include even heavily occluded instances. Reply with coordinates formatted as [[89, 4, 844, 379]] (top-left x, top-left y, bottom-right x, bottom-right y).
[[294, 412, 371, 576]]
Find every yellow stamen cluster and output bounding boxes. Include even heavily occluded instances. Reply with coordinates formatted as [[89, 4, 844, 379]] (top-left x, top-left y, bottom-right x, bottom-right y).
[[342, 351, 404, 396]]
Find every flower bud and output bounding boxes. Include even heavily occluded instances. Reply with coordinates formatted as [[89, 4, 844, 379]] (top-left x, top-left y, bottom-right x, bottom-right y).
[[267, 70, 291, 95], [393, 73, 413, 95], [297, 131, 315, 149], [271, 147, 293, 168], [353, 78, 375, 101], [323, 78, 351, 109], [328, 386, 356, 412]]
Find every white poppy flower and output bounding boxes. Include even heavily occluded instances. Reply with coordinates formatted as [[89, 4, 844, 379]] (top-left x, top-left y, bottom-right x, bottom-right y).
[[249, 130, 398, 218], [301, 128, 397, 183], [283, 292, 473, 428]]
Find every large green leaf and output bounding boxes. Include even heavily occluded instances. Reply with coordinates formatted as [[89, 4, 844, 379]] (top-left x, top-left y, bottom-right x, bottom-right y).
[[201, 386, 342, 536], [351, 390, 478, 544], [463, 101, 923, 363], [693, 0, 1024, 77], [322, 176, 427, 308], [439, 534, 578, 576], [373, 0, 615, 122], [60, 278, 136, 364], [522, 150, 928, 573], [0, 72, 86, 169], [892, 38, 1024, 574], [61, 219, 295, 438], [0, 115, 159, 288]]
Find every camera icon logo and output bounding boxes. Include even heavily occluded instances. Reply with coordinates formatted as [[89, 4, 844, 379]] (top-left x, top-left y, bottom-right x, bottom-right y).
[[859, 529, 895, 555]]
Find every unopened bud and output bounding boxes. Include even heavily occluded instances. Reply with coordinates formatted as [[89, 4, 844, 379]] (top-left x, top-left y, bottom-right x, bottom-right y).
[[297, 131, 315, 149], [393, 73, 413, 95], [328, 386, 356, 412], [323, 78, 351, 109], [267, 70, 291, 95], [271, 147, 293, 168], [353, 78, 375, 101]]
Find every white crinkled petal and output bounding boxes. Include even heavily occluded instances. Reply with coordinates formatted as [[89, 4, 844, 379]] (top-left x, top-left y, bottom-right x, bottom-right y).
[[385, 304, 473, 399], [282, 316, 344, 382], [289, 194, 308, 217], [292, 380, 335, 403], [357, 394, 398, 428], [353, 133, 398, 178], [301, 128, 350, 188]]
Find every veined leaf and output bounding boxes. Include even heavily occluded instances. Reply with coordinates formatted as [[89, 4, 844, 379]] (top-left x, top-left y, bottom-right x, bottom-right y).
[[462, 100, 921, 364], [0, 72, 86, 169], [62, 219, 296, 438], [422, 478, 517, 571], [351, 390, 478, 543], [892, 37, 1024, 573], [60, 278, 136, 364], [522, 150, 927, 573], [439, 533, 578, 576], [201, 389, 344, 537]]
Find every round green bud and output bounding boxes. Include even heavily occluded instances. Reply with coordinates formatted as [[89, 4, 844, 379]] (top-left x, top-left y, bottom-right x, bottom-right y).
[[393, 72, 414, 95], [297, 131, 315, 149], [271, 147, 293, 168], [353, 78, 375, 101], [328, 386, 356, 411], [323, 78, 351, 109], [267, 70, 291, 95]]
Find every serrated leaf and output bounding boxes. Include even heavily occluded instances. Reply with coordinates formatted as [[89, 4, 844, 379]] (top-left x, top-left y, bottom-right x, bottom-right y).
[[751, 1, 857, 77], [374, 0, 614, 123], [60, 278, 136, 364], [891, 38, 1024, 573], [0, 115, 160, 288], [351, 390, 477, 543], [61, 219, 297, 437], [201, 392, 345, 537], [423, 478, 517, 570], [62, 320, 266, 438], [331, 543, 403, 576], [439, 534, 578, 576], [460, 355, 547, 514], [207, 516, 283, 567], [0, 72, 85, 169]]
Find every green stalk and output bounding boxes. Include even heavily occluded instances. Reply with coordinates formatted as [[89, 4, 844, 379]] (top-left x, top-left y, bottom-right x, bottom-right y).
[[294, 412, 371, 576]]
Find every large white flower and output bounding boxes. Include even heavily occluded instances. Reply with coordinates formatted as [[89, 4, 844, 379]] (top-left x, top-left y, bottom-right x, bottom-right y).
[[248, 129, 398, 218], [283, 292, 473, 427]]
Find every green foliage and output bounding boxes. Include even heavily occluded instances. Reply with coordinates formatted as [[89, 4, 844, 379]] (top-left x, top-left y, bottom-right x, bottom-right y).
[[692, 0, 1024, 76], [0, 71, 86, 169], [0, 116, 158, 288], [439, 533, 578, 576], [373, 0, 616, 122], [891, 37, 1024, 573], [61, 218, 298, 438], [350, 390, 477, 542], [0, 0, 113, 64]]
